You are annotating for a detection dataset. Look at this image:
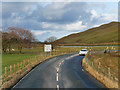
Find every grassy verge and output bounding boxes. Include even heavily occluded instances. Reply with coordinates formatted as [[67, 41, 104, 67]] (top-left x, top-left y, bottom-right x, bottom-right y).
[[82, 51, 119, 88], [87, 51, 119, 80], [2, 54, 38, 74], [82, 58, 118, 88]]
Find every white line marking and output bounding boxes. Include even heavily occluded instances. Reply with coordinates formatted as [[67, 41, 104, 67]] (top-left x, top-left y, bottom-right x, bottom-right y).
[[59, 63, 61, 66], [11, 67, 35, 89], [56, 68, 59, 72], [56, 73, 59, 81], [82, 69, 84, 71], [62, 60, 64, 63], [57, 85, 59, 90]]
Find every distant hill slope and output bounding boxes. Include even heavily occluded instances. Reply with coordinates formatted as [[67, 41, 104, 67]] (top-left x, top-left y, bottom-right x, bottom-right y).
[[55, 22, 118, 45]]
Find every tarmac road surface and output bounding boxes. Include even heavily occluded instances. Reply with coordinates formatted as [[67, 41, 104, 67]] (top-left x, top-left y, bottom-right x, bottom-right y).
[[12, 54, 106, 89]]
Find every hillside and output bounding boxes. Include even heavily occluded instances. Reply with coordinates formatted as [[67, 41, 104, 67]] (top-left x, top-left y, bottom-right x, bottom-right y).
[[55, 22, 118, 45]]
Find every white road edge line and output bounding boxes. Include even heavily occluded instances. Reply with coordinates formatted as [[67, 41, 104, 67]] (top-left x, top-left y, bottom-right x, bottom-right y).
[[82, 69, 84, 71], [11, 67, 35, 89], [56, 73, 59, 81], [57, 85, 59, 90], [57, 68, 59, 72]]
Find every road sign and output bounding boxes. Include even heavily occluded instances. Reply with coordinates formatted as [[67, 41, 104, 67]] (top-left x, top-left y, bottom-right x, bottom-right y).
[[44, 44, 52, 52]]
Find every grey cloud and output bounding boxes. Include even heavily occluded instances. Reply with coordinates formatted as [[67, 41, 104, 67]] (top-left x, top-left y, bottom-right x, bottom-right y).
[[30, 2, 90, 24], [2, 2, 91, 30], [2, 2, 36, 19], [2, 2, 117, 41]]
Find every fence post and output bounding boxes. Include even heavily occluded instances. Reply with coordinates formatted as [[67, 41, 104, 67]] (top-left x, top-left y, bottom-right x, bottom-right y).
[[108, 67, 111, 78], [10, 65, 12, 74], [5, 67, 7, 77]]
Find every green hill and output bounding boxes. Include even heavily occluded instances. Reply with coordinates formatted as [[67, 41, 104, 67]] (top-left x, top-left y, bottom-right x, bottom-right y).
[[55, 22, 118, 45]]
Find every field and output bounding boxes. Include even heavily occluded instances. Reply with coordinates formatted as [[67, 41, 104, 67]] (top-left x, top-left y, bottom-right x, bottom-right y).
[[86, 49, 119, 81], [2, 46, 44, 65], [2, 46, 44, 74], [2, 46, 118, 75], [2, 54, 37, 68]]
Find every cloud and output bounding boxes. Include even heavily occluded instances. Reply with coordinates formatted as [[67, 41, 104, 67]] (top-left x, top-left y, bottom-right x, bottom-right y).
[[31, 30, 48, 36], [41, 21, 87, 31], [87, 9, 117, 29], [30, 2, 89, 24], [90, 9, 99, 21], [2, 2, 118, 41], [66, 21, 87, 31]]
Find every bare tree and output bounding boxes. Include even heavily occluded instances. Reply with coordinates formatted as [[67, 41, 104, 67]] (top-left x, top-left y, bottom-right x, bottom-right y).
[[45, 36, 57, 50], [46, 36, 57, 43], [4, 27, 35, 53], [2, 32, 9, 53]]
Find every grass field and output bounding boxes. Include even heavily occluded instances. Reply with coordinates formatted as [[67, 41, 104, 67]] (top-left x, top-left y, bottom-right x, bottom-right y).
[[2, 54, 37, 68], [2, 46, 118, 66], [2, 46, 118, 75], [87, 50, 119, 81], [2, 46, 44, 67]]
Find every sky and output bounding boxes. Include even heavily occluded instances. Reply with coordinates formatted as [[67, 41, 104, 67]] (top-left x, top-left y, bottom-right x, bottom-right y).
[[1, 1, 118, 42]]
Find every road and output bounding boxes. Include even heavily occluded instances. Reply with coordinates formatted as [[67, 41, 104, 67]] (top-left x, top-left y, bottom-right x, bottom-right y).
[[12, 54, 106, 89]]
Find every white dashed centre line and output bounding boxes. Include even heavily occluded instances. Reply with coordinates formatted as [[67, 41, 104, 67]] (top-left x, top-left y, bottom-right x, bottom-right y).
[[59, 63, 61, 66], [57, 68, 59, 72], [57, 85, 59, 90], [56, 73, 59, 81]]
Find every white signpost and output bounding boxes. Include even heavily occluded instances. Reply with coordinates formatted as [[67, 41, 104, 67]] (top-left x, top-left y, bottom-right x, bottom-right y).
[[44, 44, 52, 56]]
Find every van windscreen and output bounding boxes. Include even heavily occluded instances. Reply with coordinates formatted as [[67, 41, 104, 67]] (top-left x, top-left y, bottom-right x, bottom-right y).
[[81, 50, 87, 51]]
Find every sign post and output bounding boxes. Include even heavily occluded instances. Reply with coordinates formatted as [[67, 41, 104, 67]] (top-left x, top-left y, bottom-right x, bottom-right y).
[[44, 44, 52, 56]]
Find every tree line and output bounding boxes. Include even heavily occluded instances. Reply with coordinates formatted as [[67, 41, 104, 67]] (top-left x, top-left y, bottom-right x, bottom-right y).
[[2, 27, 35, 53]]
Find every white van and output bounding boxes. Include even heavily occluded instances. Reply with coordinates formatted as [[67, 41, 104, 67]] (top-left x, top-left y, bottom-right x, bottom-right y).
[[79, 49, 88, 56]]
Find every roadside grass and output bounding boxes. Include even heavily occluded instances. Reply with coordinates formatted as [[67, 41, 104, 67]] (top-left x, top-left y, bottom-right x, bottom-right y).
[[2, 54, 38, 74], [87, 51, 119, 81], [2, 46, 44, 75]]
